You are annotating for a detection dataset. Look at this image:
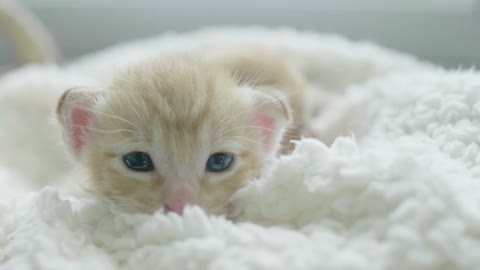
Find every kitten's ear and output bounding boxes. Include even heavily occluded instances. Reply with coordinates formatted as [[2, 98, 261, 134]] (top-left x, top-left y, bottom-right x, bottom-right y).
[[251, 90, 292, 155], [56, 87, 104, 157]]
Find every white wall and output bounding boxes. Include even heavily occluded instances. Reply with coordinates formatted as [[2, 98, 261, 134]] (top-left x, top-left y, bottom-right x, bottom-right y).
[[1, 0, 480, 68]]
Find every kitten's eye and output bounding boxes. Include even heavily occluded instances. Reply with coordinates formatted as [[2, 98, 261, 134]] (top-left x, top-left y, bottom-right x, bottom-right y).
[[122, 151, 155, 172], [206, 152, 234, 172]]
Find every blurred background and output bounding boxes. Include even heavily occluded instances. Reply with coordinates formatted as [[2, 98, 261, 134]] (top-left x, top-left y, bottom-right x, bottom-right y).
[[1, 0, 480, 69]]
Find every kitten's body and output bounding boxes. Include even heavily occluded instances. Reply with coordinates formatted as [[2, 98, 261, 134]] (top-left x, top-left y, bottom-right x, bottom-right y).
[[57, 47, 307, 216]]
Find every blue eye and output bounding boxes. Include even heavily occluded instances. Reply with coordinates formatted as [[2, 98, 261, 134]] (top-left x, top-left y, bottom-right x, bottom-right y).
[[206, 153, 234, 172], [122, 152, 154, 172]]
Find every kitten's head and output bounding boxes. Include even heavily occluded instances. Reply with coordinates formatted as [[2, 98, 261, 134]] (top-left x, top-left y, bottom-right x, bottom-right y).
[[57, 57, 291, 216]]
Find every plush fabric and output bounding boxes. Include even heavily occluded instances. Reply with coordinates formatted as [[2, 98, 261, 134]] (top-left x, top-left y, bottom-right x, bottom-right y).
[[1, 28, 478, 270]]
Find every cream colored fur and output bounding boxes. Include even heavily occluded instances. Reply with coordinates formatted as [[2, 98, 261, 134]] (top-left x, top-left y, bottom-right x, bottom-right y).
[[57, 47, 306, 216]]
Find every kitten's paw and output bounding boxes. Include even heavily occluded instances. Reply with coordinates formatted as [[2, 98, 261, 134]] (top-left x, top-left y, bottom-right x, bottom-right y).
[[226, 200, 244, 221]]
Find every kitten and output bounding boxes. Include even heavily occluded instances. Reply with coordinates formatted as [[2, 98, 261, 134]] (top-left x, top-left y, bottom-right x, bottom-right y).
[[56, 47, 306, 216]]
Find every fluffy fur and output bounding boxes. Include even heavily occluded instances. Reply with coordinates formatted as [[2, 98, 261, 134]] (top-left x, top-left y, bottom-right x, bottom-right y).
[[3, 28, 463, 270], [56, 48, 306, 216]]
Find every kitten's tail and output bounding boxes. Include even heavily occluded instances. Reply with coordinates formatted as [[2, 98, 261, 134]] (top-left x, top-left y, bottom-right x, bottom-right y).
[[0, 0, 59, 65]]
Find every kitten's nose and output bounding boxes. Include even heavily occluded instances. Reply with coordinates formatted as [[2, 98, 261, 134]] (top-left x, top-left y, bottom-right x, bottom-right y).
[[163, 183, 199, 215], [164, 201, 199, 215], [164, 202, 189, 215]]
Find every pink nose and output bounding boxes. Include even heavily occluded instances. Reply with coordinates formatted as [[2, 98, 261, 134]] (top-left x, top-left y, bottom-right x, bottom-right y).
[[163, 183, 199, 215], [164, 202, 188, 215]]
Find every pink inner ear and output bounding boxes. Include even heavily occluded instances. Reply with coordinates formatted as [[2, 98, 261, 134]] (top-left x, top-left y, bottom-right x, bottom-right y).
[[255, 111, 275, 152], [71, 108, 91, 154]]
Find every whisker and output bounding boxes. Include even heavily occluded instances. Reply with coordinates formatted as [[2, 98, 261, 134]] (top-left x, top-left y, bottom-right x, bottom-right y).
[[99, 137, 139, 148], [218, 89, 301, 130], [227, 136, 266, 146], [74, 104, 141, 130], [127, 99, 144, 121], [86, 126, 141, 136], [217, 124, 303, 141]]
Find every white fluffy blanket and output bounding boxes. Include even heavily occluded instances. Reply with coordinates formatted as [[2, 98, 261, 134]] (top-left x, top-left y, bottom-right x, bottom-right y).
[[1, 28, 480, 270]]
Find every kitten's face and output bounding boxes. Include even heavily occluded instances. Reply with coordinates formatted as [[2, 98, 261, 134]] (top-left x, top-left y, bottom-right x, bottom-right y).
[[57, 58, 289, 216]]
